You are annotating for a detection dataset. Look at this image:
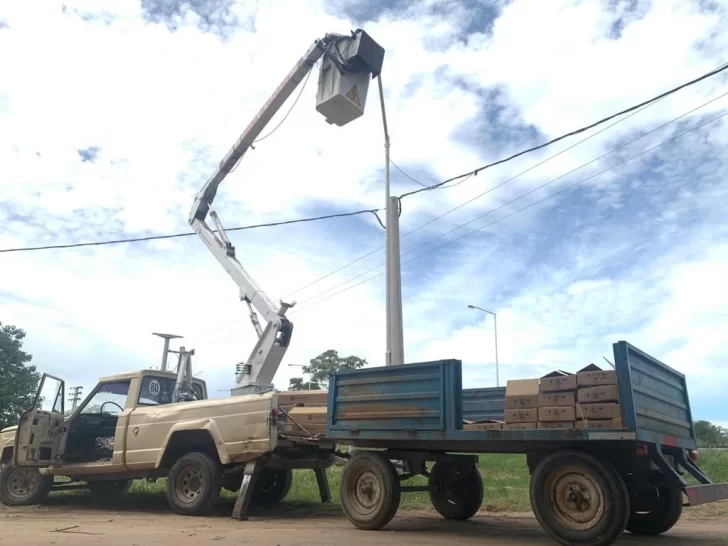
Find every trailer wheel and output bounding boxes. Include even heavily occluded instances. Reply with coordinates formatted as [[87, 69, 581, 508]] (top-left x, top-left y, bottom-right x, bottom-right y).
[[0, 464, 53, 506], [428, 461, 483, 520], [251, 468, 293, 506], [626, 485, 683, 535], [166, 452, 222, 516], [340, 451, 401, 530], [530, 450, 629, 546]]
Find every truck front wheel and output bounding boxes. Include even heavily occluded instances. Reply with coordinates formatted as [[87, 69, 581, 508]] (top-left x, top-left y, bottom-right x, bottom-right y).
[[529, 450, 629, 546], [340, 451, 401, 530], [166, 452, 222, 516], [626, 485, 683, 535], [0, 464, 53, 506], [428, 461, 483, 520]]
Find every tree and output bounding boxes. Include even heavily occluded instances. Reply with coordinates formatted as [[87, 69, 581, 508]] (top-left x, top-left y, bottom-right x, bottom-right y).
[[288, 349, 367, 391], [0, 323, 40, 430], [694, 420, 728, 447]]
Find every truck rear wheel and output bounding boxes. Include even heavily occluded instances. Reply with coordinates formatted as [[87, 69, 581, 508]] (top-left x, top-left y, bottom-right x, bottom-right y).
[[166, 452, 222, 516], [340, 451, 401, 530], [251, 467, 293, 507], [428, 461, 483, 520], [0, 464, 53, 506], [626, 485, 683, 535], [529, 450, 629, 546]]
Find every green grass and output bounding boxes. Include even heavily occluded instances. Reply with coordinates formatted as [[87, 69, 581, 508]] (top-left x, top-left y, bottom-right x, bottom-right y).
[[51, 451, 728, 515]]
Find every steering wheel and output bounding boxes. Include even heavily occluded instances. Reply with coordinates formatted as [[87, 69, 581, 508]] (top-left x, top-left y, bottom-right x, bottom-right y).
[[100, 401, 124, 415]]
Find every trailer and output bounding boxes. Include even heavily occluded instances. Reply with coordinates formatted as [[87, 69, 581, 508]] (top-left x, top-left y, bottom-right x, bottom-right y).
[[323, 341, 728, 546]]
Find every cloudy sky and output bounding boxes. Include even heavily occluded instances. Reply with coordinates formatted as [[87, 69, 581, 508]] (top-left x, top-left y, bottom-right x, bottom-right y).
[[1, 0, 727, 423]]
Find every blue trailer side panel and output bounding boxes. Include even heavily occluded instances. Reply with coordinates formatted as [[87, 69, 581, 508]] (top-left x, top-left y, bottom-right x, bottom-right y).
[[462, 387, 506, 422], [613, 341, 696, 449], [327, 359, 463, 433]]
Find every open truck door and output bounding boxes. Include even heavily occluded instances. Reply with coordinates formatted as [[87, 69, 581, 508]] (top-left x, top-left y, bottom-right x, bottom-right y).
[[14, 374, 66, 467]]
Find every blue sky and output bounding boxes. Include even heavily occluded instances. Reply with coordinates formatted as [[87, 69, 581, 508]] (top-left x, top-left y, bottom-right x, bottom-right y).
[[1, 0, 728, 425]]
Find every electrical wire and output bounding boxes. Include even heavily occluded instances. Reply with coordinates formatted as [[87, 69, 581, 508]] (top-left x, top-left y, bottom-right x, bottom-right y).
[[283, 83, 718, 301], [3, 61, 726, 256], [291, 108, 728, 314], [0, 208, 382, 253], [398, 61, 728, 198]]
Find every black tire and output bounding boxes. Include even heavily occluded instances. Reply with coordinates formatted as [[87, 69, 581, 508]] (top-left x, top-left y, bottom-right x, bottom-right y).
[[0, 464, 54, 506], [529, 450, 629, 546], [428, 462, 484, 520], [88, 479, 133, 496], [340, 451, 401, 530], [626, 485, 683, 535], [166, 452, 222, 516], [251, 467, 293, 507]]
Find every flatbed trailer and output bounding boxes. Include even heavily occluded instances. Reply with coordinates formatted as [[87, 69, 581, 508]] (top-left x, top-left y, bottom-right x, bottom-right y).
[[323, 341, 728, 546]]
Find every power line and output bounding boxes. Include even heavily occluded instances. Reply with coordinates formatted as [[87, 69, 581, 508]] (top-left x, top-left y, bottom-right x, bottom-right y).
[[2, 61, 725, 255], [398, 61, 728, 198], [0, 208, 382, 253], [287, 86, 727, 303], [290, 105, 728, 313]]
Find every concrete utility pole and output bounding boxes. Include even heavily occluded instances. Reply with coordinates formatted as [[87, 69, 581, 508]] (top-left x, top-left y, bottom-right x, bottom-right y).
[[68, 386, 83, 411], [468, 304, 500, 387], [153, 332, 183, 371]]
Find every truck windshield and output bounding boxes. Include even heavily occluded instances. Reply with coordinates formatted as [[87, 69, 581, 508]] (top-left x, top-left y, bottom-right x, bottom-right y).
[[81, 380, 131, 414]]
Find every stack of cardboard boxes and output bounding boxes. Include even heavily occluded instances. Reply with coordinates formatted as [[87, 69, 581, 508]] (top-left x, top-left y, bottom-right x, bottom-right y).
[[277, 390, 328, 437], [463, 363, 623, 431]]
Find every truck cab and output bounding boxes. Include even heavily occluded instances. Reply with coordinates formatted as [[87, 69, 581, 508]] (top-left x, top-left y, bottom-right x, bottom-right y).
[[13, 370, 207, 472]]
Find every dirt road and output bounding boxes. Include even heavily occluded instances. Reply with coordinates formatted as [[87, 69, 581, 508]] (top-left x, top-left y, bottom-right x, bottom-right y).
[[2, 496, 728, 545]]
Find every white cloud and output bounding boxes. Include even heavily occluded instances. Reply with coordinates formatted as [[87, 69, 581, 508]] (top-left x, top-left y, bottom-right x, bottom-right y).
[[1, 0, 727, 424]]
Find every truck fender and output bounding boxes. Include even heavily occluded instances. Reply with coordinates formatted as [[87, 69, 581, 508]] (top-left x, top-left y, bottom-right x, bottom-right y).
[[155, 419, 231, 468]]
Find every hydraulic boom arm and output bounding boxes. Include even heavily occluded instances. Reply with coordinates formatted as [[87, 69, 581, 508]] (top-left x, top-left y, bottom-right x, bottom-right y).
[[188, 30, 384, 395]]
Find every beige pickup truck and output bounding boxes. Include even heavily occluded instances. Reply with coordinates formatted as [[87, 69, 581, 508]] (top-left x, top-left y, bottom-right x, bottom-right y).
[[0, 371, 334, 517]]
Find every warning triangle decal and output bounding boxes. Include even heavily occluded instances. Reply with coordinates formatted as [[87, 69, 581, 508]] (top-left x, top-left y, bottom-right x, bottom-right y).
[[346, 85, 361, 107]]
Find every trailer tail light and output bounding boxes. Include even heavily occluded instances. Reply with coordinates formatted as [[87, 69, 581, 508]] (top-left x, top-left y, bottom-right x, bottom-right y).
[[271, 408, 280, 425], [689, 449, 700, 462], [635, 444, 649, 457]]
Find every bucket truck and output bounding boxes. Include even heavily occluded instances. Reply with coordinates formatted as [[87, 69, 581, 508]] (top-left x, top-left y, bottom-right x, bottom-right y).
[[188, 30, 384, 396]]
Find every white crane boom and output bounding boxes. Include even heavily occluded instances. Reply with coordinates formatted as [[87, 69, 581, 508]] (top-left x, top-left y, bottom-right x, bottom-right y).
[[188, 30, 384, 395]]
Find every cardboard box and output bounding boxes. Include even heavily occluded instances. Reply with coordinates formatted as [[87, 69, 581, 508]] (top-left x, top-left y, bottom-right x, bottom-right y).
[[504, 422, 537, 430], [505, 408, 538, 423], [577, 363, 617, 387], [540, 370, 577, 392], [577, 385, 619, 404], [286, 406, 327, 424], [277, 390, 328, 407], [538, 406, 576, 422], [505, 378, 540, 409], [575, 418, 623, 430], [538, 391, 575, 407], [463, 420, 503, 431], [575, 402, 621, 420], [538, 421, 575, 430]]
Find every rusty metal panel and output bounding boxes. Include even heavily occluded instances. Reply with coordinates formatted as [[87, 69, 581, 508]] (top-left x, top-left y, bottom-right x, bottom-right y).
[[685, 483, 728, 506], [327, 359, 462, 433]]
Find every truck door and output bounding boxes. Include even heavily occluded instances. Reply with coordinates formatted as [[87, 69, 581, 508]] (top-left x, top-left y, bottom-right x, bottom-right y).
[[14, 374, 66, 467]]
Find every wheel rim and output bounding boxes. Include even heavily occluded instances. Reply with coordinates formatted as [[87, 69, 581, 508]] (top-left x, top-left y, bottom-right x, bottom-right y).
[[349, 470, 382, 515], [7, 468, 38, 501], [546, 465, 605, 531], [175, 466, 204, 504]]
